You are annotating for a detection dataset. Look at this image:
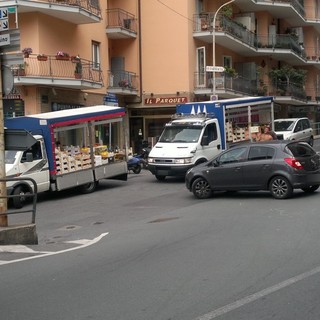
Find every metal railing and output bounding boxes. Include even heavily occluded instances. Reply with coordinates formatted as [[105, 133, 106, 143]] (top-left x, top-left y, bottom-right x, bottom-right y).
[[48, 0, 101, 17], [106, 8, 137, 33], [252, 0, 305, 18], [13, 54, 103, 84], [107, 70, 139, 91], [0, 178, 38, 225], [194, 72, 261, 96], [193, 14, 307, 60]]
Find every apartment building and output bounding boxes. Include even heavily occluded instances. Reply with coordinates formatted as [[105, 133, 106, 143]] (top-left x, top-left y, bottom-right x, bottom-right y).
[[1, 0, 320, 152]]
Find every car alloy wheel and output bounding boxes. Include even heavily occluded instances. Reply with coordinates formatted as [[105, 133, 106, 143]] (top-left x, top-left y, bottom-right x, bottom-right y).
[[192, 177, 213, 199], [269, 176, 293, 199]]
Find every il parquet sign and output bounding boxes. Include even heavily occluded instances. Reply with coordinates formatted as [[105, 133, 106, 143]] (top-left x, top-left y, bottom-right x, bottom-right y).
[[145, 97, 188, 105]]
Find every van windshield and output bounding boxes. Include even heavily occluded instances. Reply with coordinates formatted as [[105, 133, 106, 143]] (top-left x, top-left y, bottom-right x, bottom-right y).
[[274, 120, 295, 131], [159, 125, 202, 143], [5, 150, 19, 164]]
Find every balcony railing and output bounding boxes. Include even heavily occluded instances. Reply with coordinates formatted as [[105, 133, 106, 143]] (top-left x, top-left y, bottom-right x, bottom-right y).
[[107, 70, 138, 94], [12, 54, 103, 84], [269, 80, 307, 100], [252, 0, 305, 18], [194, 72, 259, 96], [48, 0, 101, 17], [194, 14, 307, 61], [194, 72, 308, 101], [106, 8, 137, 33]]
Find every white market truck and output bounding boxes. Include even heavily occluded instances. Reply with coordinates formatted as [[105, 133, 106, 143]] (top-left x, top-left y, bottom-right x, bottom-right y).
[[148, 96, 274, 181], [4, 105, 128, 208]]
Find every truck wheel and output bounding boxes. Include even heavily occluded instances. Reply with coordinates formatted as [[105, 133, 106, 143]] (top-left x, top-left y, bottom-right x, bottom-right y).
[[79, 181, 98, 194], [192, 177, 213, 199], [269, 176, 293, 199], [155, 175, 166, 181], [12, 186, 27, 209]]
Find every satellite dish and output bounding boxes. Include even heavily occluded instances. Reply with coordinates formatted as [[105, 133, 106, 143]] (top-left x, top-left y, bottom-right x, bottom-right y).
[[1, 65, 14, 96]]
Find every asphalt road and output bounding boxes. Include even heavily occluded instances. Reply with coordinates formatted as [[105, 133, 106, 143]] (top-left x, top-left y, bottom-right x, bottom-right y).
[[1, 142, 320, 320]]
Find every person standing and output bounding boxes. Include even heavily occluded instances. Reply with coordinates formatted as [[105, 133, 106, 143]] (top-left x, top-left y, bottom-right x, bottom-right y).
[[264, 125, 278, 140]]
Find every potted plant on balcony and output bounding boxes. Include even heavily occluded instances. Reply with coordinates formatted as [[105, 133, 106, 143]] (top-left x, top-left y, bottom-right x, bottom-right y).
[[56, 51, 70, 61], [12, 63, 26, 76], [37, 54, 48, 61], [22, 47, 32, 58], [74, 60, 82, 79], [119, 79, 130, 88]]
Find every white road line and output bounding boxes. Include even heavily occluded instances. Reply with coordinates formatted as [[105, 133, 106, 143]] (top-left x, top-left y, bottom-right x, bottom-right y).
[[0, 232, 109, 266], [195, 265, 320, 320], [0, 245, 51, 254]]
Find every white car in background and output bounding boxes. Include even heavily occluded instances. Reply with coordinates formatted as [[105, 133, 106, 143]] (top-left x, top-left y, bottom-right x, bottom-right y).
[[273, 118, 314, 146]]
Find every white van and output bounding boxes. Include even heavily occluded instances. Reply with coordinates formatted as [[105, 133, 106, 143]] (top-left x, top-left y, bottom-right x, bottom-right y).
[[273, 118, 313, 146]]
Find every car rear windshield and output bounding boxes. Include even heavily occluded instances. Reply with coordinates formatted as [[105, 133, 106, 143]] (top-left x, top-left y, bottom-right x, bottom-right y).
[[274, 120, 295, 131], [285, 143, 316, 157]]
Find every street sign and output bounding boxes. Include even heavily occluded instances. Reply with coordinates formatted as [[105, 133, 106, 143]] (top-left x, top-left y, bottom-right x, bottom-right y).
[[0, 29, 21, 53], [206, 66, 225, 72], [0, 19, 8, 31], [0, 8, 8, 19], [0, 33, 10, 46]]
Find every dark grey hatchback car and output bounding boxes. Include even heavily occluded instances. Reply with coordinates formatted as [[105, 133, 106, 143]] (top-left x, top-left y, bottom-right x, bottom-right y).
[[185, 140, 320, 199]]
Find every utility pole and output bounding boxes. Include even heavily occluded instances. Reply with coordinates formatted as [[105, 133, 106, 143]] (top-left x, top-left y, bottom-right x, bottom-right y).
[[0, 56, 8, 227]]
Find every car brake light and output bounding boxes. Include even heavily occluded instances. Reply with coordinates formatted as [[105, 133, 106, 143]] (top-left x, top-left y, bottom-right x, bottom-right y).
[[284, 158, 303, 170]]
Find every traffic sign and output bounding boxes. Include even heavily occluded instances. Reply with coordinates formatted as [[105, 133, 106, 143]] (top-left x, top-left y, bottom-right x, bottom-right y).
[[0, 19, 8, 31], [0, 33, 10, 46], [0, 8, 8, 19], [206, 66, 225, 72], [0, 29, 21, 53]]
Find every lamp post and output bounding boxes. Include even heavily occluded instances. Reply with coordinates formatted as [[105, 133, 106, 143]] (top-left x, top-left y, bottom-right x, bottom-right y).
[[212, 0, 235, 95]]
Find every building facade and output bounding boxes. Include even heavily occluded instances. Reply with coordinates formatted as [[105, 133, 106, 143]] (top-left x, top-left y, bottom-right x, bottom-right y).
[[1, 0, 320, 153]]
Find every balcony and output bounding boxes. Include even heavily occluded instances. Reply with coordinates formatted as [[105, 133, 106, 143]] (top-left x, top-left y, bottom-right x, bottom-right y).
[[107, 71, 138, 96], [193, 72, 310, 104], [269, 80, 308, 104], [193, 14, 307, 65], [0, 0, 101, 24], [106, 8, 137, 39], [193, 72, 258, 99], [12, 54, 103, 89], [235, 0, 305, 23]]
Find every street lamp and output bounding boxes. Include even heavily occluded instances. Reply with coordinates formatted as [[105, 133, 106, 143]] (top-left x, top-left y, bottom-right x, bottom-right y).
[[212, 0, 235, 95]]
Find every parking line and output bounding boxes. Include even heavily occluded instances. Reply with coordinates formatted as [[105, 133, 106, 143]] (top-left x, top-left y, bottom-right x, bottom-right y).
[[0, 232, 109, 266], [195, 265, 320, 320]]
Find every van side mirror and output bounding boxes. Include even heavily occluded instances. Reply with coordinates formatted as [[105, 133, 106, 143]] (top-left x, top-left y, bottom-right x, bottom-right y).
[[26, 152, 34, 162], [201, 135, 209, 146]]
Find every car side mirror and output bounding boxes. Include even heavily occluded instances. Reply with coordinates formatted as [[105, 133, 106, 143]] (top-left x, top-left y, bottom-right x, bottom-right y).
[[213, 159, 220, 167]]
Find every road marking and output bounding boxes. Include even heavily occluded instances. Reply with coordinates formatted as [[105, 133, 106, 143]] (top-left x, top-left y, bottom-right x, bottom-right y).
[[195, 265, 320, 320], [0, 245, 51, 254], [0, 232, 109, 266]]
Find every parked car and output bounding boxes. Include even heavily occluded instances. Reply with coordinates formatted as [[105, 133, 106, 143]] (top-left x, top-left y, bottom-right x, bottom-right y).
[[185, 140, 320, 199], [273, 118, 314, 146]]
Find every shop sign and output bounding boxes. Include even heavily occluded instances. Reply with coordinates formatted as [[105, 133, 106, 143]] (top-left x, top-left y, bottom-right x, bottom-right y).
[[3, 93, 21, 99], [145, 97, 188, 105]]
